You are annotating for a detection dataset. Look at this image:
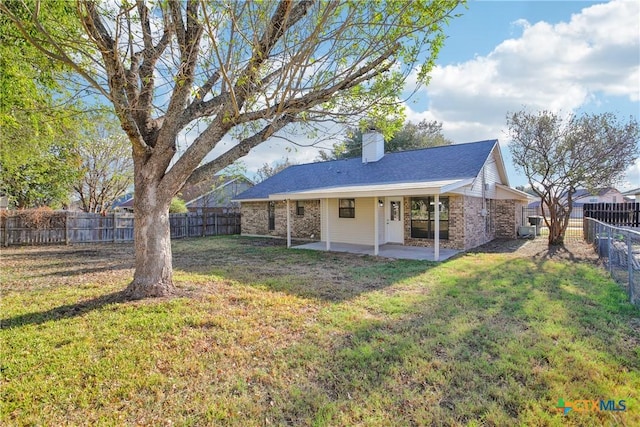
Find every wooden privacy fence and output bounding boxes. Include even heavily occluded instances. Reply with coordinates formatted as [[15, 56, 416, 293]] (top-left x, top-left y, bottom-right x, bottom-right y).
[[0, 211, 241, 246], [583, 202, 640, 228]]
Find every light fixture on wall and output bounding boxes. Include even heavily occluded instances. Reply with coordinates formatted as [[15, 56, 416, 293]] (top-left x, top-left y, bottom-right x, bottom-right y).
[[378, 199, 384, 207]]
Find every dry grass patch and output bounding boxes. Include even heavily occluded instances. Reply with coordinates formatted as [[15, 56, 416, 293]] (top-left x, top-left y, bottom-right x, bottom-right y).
[[1, 236, 638, 426]]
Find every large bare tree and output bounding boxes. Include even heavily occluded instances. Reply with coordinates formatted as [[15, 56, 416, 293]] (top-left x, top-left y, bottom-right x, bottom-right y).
[[2, 0, 463, 298], [507, 110, 639, 246]]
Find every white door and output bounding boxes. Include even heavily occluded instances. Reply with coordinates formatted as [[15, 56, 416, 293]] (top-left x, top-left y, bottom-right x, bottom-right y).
[[386, 197, 403, 243]]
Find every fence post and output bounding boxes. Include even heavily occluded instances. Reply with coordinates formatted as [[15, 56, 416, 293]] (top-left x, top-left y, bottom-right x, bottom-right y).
[[113, 212, 117, 243], [608, 229, 613, 274], [3, 214, 8, 247], [65, 211, 70, 245], [628, 232, 634, 303], [214, 213, 218, 236]]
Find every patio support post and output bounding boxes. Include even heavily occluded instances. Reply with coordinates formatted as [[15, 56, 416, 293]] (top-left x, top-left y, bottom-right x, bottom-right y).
[[373, 196, 379, 256], [324, 198, 331, 251], [286, 199, 291, 248], [434, 194, 440, 261]]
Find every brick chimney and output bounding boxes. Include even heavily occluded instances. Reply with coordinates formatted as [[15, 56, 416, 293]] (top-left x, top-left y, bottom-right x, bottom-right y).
[[362, 130, 384, 163]]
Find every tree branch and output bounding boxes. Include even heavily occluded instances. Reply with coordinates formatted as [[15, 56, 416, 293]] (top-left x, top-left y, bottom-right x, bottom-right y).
[[79, 1, 150, 156], [0, 1, 109, 99], [183, 114, 296, 189]]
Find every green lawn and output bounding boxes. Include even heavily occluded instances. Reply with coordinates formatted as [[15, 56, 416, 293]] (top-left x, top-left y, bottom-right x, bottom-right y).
[[1, 236, 638, 426]]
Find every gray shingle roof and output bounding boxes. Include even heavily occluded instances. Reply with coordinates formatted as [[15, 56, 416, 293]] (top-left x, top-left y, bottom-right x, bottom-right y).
[[236, 139, 497, 200]]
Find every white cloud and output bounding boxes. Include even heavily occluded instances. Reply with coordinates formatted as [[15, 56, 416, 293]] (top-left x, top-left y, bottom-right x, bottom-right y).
[[402, 0, 639, 186], [620, 158, 640, 190], [412, 0, 639, 139]]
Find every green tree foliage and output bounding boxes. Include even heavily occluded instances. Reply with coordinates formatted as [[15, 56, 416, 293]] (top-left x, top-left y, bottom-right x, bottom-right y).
[[169, 197, 188, 214], [322, 120, 453, 160], [507, 110, 639, 246], [0, 0, 86, 208]]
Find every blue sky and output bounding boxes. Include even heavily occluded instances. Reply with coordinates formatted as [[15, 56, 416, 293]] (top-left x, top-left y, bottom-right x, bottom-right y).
[[214, 0, 640, 190]]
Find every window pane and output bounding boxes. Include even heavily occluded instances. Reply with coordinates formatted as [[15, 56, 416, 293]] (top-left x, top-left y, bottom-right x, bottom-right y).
[[411, 198, 429, 220], [411, 197, 449, 240], [439, 198, 449, 220], [339, 199, 355, 218], [411, 220, 429, 238], [268, 201, 275, 230], [390, 201, 400, 221]]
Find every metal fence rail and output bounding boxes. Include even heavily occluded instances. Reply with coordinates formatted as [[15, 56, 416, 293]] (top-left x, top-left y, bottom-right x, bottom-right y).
[[0, 211, 241, 246], [522, 206, 584, 240], [584, 202, 640, 227], [584, 217, 640, 306]]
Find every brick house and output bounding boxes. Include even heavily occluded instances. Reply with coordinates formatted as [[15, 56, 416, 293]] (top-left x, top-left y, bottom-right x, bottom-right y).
[[235, 132, 529, 260]]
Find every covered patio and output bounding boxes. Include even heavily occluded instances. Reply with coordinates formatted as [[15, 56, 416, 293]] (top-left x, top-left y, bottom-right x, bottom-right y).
[[277, 179, 471, 261], [293, 241, 460, 261]]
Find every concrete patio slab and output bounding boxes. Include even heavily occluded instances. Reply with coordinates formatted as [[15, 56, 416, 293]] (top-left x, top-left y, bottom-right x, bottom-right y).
[[292, 242, 459, 261]]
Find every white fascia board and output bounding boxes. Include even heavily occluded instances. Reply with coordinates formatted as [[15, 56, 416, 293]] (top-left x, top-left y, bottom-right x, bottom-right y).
[[268, 179, 472, 200], [491, 142, 510, 186], [232, 197, 270, 203]]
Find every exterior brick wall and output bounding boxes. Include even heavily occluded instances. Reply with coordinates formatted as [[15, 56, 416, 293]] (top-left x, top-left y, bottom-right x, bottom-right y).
[[495, 199, 526, 238], [463, 196, 494, 250], [241, 200, 320, 240], [291, 200, 321, 239]]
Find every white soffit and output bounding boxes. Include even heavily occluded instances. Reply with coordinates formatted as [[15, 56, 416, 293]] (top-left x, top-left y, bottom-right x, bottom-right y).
[[495, 183, 532, 201]]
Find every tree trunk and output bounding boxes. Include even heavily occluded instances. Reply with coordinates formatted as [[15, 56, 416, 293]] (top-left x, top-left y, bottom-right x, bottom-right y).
[[548, 226, 565, 246], [547, 201, 566, 246], [124, 183, 176, 299]]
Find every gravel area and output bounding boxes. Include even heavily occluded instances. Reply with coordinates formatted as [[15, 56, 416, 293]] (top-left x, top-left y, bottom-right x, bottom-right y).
[[467, 237, 600, 264]]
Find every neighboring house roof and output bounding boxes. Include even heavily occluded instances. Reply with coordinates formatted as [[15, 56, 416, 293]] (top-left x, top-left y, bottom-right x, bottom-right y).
[[235, 140, 517, 201], [180, 174, 253, 204], [528, 187, 626, 208], [560, 187, 619, 200], [621, 187, 640, 197], [113, 194, 134, 209], [184, 176, 253, 208], [111, 177, 254, 211]]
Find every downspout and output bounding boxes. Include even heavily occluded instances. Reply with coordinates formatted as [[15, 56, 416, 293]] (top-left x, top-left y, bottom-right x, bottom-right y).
[[482, 166, 487, 237]]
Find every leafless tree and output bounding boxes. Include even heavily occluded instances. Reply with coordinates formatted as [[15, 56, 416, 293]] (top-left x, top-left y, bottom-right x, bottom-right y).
[[256, 158, 297, 183], [75, 131, 133, 213]]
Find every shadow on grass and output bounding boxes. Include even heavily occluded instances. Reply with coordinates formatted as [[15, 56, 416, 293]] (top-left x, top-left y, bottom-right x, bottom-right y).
[[0, 291, 129, 329], [176, 243, 442, 302], [1, 245, 135, 278], [264, 256, 639, 425], [465, 238, 531, 254]]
